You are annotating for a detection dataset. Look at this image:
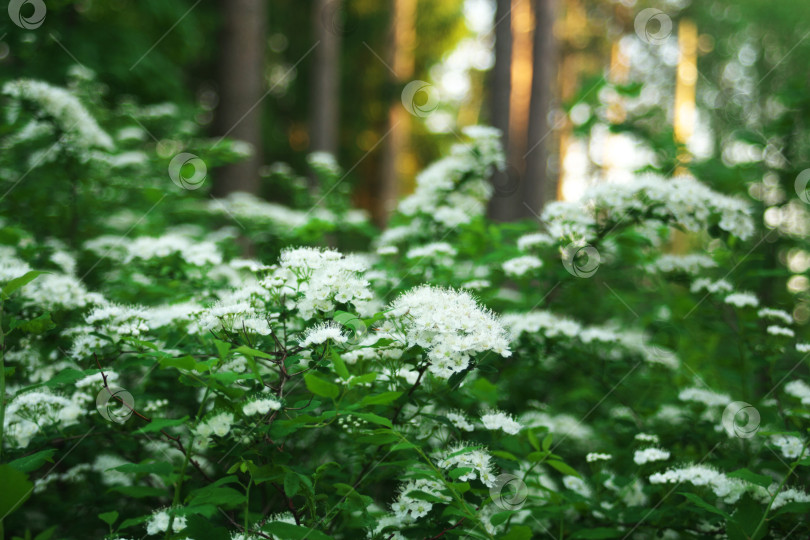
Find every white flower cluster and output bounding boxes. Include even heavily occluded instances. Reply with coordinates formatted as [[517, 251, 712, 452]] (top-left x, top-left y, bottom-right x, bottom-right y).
[[299, 321, 348, 347], [724, 292, 759, 308], [540, 174, 754, 242], [691, 278, 733, 295], [767, 325, 794, 338], [517, 232, 555, 251], [405, 242, 457, 261], [85, 302, 149, 337], [519, 411, 594, 445], [646, 254, 717, 274], [307, 151, 341, 178], [242, 396, 282, 416], [649, 465, 766, 504], [785, 380, 810, 405], [586, 453, 612, 462], [145, 508, 187, 536], [389, 126, 504, 236], [4, 389, 85, 448], [771, 435, 805, 459], [502, 310, 679, 368], [379, 285, 510, 379], [502, 255, 544, 277], [0, 250, 100, 310], [208, 192, 367, 230], [195, 411, 234, 438], [757, 308, 793, 325], [3, 79, 114, 151], [633, 447, 671, 465], [263, 247, 374, 318], [436, 444, 497, 487], [678, 387, 731, 407], [390, 477, 451, 523], [446, 411, 475, 431], [481, 410, 523, 434], [85, 233, 223, 267]]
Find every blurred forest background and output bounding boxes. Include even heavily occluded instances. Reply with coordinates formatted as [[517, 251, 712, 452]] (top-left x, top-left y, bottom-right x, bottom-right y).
[[2, 0, 810, 319]]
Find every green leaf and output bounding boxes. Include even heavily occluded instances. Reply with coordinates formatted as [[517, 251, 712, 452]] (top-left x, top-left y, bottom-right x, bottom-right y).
[[9, 449, 56, 473], [2, 270, 45, 299], [304, 373, 339, 399], [542, 432, 553, 452], [448, 467, 474, 479], [13, 312, 55, 334], [214, 339, 231, 360], [234, 345, 275, 359], [527, 429, 540, 451], [727, 468, 772, 489], [109, 485, 166, 498], [98, 511, 118, 526], [160, 355, 196, 371], [500, 525, 533, 540], [348, 372, 377, 388], [571, 528, 624, 539], [678, 492, 732, 520], [491, 450, 519, 461], [284, 471, 301, 498], [118, 514, 151, 530], [22, 368, 96, 392], [348, 412, 393, 429], [490, 510, 514, 526], [187, 486, 246, 507], [133, 416, 188, 434], [112, 461, 173, 477], [330, 349, 350, 380], [263, 522, 334, 540], [0, 465, 33, 519], [183, 514, 231, 540], [547, 460, 580, 477], [33, 526, 57, 540], [358, 391, 402, 407]]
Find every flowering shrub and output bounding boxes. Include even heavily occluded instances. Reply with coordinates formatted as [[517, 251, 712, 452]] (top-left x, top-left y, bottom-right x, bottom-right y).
[[0, 76, 808, 540]]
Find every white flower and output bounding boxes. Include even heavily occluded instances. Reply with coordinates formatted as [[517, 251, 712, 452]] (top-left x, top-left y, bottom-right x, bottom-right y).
[[562, 476, 591, 497], [3, 79, 114, 151], [502, 255, 543, 277], [767, 325, 794, 338], [784, 380, 810, 405], [678, 387, 730, 407], [633, 448, 671, 465], [647, 254, 716, 274], [405, 242, 457, 261], [436, 444, 497, 487], [586, 453, 612, 462], [243, 397, 282, 416], [299, 322, 348, 347], [771, 435, 804, 459], [635, 433, 660, 443], [724, 292, 759, 308], [481, 411, 522, 434], [650, 465, 766, 504], [757, 308, 793, 325], [206, 412, 234, 437], [146, 510, 169, 535], [379, 285, 511, 379], [797, 343, 810, 353], [446, 411, 474, 432], [517, 232, 554, 251]]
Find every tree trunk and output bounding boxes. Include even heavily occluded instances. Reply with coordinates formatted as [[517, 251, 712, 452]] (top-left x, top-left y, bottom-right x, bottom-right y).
[[213, 0, 266, 196], [310, 0, 341, 158], [376, 0, 415, 227], [523, 0, 558, 215], [487, 0, 515, 221]]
